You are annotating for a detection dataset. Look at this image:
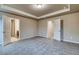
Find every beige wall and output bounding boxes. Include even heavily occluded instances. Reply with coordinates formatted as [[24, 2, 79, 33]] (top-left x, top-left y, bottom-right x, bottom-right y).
[[38, 12, 79, 44], [0, 12, 37, 45], [38, 19, 48, 37], [61, 13, 79, 43], [11, 14, 37, 40], [19, 17, 37, 40], [38, 18, 55, 38], [1, 12, 79, 44]]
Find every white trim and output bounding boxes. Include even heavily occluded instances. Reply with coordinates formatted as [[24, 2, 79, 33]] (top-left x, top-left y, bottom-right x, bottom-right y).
[[63, 39, 79, 44], [0, 5, 39, 19], [0, 5, 70, 19], [38, 8, 70, 19], [21, 36, 37, 40]]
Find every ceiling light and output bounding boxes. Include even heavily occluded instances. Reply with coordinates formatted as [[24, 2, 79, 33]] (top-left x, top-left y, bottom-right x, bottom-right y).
[[36, 4, 42, 8], [35, 4, 44, 8]]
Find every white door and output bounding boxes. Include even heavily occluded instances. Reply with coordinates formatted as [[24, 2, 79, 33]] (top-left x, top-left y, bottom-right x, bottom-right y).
[[54, 18, 61, 41], [3, 16, 11, 45]]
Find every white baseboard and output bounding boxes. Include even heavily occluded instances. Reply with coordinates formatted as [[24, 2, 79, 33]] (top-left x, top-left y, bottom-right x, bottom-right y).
[[53, 38, 61, 41], [63, 39, 79, 44], [21, 35, 37, 40], [38, 35, 47, 38]]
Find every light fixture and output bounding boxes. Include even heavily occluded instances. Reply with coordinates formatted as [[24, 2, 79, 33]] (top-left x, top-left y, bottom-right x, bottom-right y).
[[32, 4, 46, 10], [34, 4, 44, 8]]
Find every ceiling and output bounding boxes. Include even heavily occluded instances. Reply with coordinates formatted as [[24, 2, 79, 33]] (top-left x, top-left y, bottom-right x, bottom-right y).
[[5, 4, 68, 17], [0, 4, 79, 19], [70, 4, 79, 12]]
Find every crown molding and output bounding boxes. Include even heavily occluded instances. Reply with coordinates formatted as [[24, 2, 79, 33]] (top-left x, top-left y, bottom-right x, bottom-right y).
[[38, 8, 70, 19], [0, 5, 70, 19], [0, 5, 39, 19]]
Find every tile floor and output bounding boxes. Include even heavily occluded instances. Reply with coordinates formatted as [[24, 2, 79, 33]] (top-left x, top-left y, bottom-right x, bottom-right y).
[[0, 36, 79, 55]]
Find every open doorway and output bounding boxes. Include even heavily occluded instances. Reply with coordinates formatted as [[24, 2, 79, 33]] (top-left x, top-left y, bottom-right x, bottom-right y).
[[11, 18, 20, 42], [53, 18, 64, 41], [47, 19, 64, 41], [47, 21, 54, 39], [60, 20, 64, 41]]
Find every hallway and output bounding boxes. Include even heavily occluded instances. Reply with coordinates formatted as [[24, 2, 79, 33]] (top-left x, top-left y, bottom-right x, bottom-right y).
[[0, 37, 79, 55]]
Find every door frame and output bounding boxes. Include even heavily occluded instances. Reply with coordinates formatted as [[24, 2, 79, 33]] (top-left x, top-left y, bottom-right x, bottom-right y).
[[10, 18, 20, 42], [53, 17, 64, 41], [60, 19, 64, 41], [10, 18, 15, 35]]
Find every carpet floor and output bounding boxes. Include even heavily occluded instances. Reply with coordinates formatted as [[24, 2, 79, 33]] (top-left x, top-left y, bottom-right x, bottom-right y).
[[0, 36, 79, 55]]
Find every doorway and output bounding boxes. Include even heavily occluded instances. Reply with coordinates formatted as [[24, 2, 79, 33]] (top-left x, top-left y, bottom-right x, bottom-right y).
[[11, 18, 20, 42], [60, 20, 64, 41], [53, 18, 64, 41], [47, 21, 54, 39]]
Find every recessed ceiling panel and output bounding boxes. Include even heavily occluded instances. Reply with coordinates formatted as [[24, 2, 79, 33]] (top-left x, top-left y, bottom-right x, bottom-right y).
[[5, 4, 68, 17]]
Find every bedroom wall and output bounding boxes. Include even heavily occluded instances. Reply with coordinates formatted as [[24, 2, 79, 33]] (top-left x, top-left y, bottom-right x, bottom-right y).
[[61, 12, 79, 43], [38, 12, 79, 44], [18, 16, 37, 40], [38, 18, 55, 38], [38, 19, 48, 38], [0, 12, 37, 45], [1, 12, 79, 44]]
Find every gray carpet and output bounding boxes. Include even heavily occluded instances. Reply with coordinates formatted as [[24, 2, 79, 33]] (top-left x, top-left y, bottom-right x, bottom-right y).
[[0, 36, 79, 55]]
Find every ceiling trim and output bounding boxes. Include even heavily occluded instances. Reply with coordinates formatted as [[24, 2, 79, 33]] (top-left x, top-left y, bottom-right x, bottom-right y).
[[0, 5, 39, 19], [38, 8, 70, 19], [0, 5, 70, 19]]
